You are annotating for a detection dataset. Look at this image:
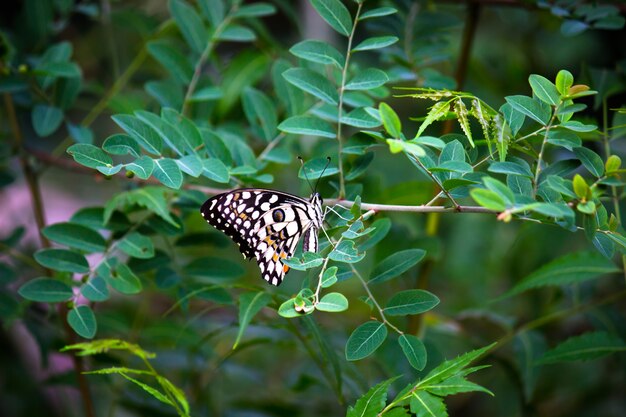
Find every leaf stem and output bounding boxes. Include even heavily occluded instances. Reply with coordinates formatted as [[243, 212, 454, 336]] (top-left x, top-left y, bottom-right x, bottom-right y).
[[532, 107, 559, 196], [335, 2, 363, 198], [409, 154, 462, 209]]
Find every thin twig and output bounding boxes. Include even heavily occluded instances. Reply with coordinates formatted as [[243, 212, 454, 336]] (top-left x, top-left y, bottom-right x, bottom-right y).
[[326, 199, 497, 214]]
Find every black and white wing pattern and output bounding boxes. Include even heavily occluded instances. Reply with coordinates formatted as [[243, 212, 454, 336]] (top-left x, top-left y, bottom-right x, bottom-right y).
[[200, 189, 324, 286]]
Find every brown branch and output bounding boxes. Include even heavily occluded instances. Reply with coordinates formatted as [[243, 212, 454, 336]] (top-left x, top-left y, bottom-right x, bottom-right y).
[[4, 93, 96, 417], [327, 199, 497, 214]]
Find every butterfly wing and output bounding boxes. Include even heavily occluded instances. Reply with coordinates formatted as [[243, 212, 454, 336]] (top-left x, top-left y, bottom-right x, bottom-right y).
[[201, 189, 321, 286]]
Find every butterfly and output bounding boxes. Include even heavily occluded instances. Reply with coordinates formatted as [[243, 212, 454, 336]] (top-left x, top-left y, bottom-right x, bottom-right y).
[[200, 189, 324, 286]]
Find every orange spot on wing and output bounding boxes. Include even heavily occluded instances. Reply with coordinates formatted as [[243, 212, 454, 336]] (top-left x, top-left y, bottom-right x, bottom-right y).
[[283, 265, 290, 273]]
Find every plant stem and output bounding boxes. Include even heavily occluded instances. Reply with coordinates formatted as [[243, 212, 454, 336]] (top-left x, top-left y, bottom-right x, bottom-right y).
[[532, 109, 558, 196], [4, 92, 96, 417], [409, 155, 462, 209], [335, 2, 363, 198], [327, 199, 496, 214], [350, 265, 403, 335]]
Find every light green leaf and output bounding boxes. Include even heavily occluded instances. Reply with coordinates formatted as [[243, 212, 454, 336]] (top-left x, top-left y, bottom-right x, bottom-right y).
[[488, 161, 533, 178], [352, 36, 399, 52], [34, 249, 89, 273], [470, 188, 506, 211], [504, 251, 619, 297], [310, 0, 353, 36], [416, 101, 450, 137], [316, 292, 348, 312], [233, 291, 272, 349], [329, 240, 365, 263], [117, 232, 154, 259], [153, 158, 183, 189], [279, 115, 336, 138], [67, 144, 113, 169], [379, 102, 401, 138], [321, 266, 338, 288], [81, 276, 109, 302], [18, 278, 73, 302], [556, 70, 574, 95], [529, 74, 560, 106], [67, 305, 97, 339], [399, 334, 427, 370], [384, 290, 439, 316], [537, 331, 626, 364], [282, 252, 324, 271], [283, 68, 339, 105], [289, 40, 345, 67], [341, 107, 381, 128], [42, 222, 106, 253], [125, 156, 155, 180], [202, 158, 230, 183], [242, 87, 277, 142], [189, 86, 222, 101], [359, 7, 397, 20], [505, 95, 551, 125], [345, 68, 388, 90], [32, 104, 63, 137], [218, 24, 256, 42], [346, 375, 401, 417], [67, 123, 93, 144], [233, 3, 276, 17], [146, 40, 193, 83], [175, 154, 203, 177], [410, 391, 447, 417], [345, 321, 388, 361], [369, 249, 426, 284], [103, 134, 141, 157], [169, 0, 206, 54], [108, 264, 142, 294], [112, 114, 163, 155]]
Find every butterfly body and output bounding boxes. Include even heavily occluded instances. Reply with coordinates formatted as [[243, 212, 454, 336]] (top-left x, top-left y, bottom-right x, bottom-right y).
[[201, 189, 323, 286]]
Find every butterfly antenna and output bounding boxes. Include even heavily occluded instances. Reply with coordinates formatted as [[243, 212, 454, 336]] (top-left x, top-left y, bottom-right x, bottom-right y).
[[315, 157, 331, 193], [298, 156, 315, 194]]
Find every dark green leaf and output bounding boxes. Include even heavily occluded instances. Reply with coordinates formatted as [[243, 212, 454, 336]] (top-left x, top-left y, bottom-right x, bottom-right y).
[[352, 36, 399, 52], [345, 69, 388, 90], [233, 291, 272, 349], [32, 104, 63, 137], [112, 114, 163, 155], [103, 134, 141, 157], [316, 292, 348, 312], [537, 331, 626, 364], [81, 276, 109, 302], [279, 115, 336, 138], [505, 95, 551, 125], [67, 305, 97, 339], [218, 25, 256, 42], [117, 232, 154, 259], [67, 144, 113, 169], [529, 74, 560, 106], [310, 0, 353, 36], [573, 147, 604, 177], [289, 40, 344, 67], [34, 249, 89, 273], [169, 0, 206, 54], [283, 68, 338, 105], [369, 249, 426, 284], [125, 156, 155, 180], [108, 264, 142, 294], [146, 40, 193, 83], [202, 158, 230, 183], [345, 321, 388, 361], [18, 278, 73, 302], [298, 157, 339, 180], [153, 158, 183, 189], [384, 290, 439, 316], [399, 334, 427, 370], [329, 240, 364, 263], [489, 161, 533, 178], [43, 222, 106, 253], [346, 376, 401, 417], [360, 7, 397, 20]]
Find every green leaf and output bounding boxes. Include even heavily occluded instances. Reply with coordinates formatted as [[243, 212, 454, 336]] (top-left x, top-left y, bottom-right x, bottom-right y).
[[135, 111, 186, 156], [125, 156, 155, 180], [561, 120, 597, 132], [379, 102, 402, 138], [198, 0, 223, 25], [233, 291, 272, 349], [470, 188, 506, 211], [43, 222, 106, 253], [32, 104, 63, 137], [573, 147, 604, 177], [504, 251, 619, 297], [112, 114, 163, 155], [202, 158, 230, 183], [529, 74, 560, 106], [37, 61, 81, 78], [310, 0, 353, 36], [369, 249, 426, 285], [346, 375, 401, 417], [283, 68, 338, 105], [345, 321, 388, 361], [67, 123, 93, 144], [316, 292, 348, 312], [18, 278, 73, 302], [278, 298, 307, 318], [282, 252, 324, 271], [352, 36, 399, 52], [218, 24, 256, 42], [358, 218, 391, 251], [103, 134, 141, 157], [242, 87, 277, 142], [387, 139, 425, 157], [345, 68, 388, 90], [488, 161, 533, 178], [321, 266, 338, 288], [420, 342, 496, 387], [341, 107, 381, 128], [67, 305, 97, 339], [34, 249, 89, 273], [146, 40, 193, 83], [556, 70, 574, 95], [298, 157, 339, 180], [233, 3, 276, 17], [547, 130, 581, 150], [537, 331, 626, 364], [153, 158, 183, 189], [360, 7, 397, 20], [289, 40, 344, 67], [399, 334, 427, 370], [279, 115, 336, 138], [385, 290, 439, 316], [605, 232, 626, 253], [67, 144, 113, 169], [329, 240, 365, 263], [505, 95, 551, 125], [108, 264, 142, 294], [119, 373, 173, 407], [175, 154, 203, 177], [117, 232, 154, 259], [81, 276, 109, 302], [169, 0, 206, 54], [410, 391, 447, 417], [416, 101, 450, 137], [189, 86, 222, 102]]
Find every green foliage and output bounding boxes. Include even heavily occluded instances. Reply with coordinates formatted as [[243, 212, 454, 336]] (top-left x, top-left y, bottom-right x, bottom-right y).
[[3, 0, 626, 416]]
